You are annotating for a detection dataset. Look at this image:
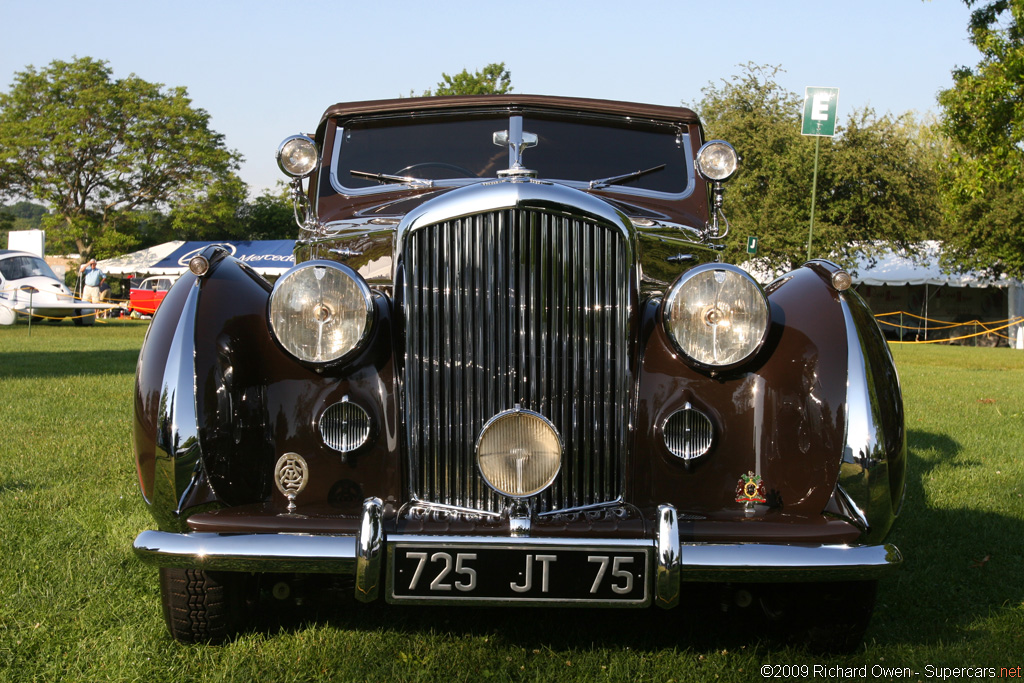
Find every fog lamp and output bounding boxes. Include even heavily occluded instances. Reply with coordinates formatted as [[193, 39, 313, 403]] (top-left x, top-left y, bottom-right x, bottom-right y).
[[695, 140, 739, 182], [476, 408, 562, 499], [277, 135, 319, 178]]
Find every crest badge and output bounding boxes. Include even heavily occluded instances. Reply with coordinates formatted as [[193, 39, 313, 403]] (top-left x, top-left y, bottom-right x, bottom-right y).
[[275, 452, 309, 512], [735, 471, 767, 509]]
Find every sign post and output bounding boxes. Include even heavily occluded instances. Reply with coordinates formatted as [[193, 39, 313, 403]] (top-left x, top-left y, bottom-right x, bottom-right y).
[[801, 87, 839, 261]]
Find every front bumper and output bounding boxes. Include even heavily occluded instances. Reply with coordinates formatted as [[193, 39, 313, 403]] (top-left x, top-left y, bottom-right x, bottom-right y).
[[133, 501, 903, 609]]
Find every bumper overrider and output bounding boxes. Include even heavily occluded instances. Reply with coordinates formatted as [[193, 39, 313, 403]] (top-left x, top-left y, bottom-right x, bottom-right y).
[[133, 500, 901, 609]]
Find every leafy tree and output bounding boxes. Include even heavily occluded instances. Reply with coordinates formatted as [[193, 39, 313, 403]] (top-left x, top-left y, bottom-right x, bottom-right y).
[[690, 64, 813, 273], [0, 57, 243, 261], [692, 63, 942, 275], [419, 63, 512, 96], [938, 0, 1024, 278], [238, 185, 297, 240], [814, 110, 942, 270]]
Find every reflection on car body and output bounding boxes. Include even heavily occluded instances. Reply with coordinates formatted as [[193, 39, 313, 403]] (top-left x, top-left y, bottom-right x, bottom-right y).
[[131, 95, 906, 650]]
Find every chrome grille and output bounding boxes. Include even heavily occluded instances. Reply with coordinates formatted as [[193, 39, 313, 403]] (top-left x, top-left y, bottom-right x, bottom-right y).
[[402, 208, 632, 513]]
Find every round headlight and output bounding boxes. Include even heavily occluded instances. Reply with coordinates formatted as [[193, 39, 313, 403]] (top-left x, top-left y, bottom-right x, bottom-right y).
[[277, 135, 319, 178], [269, 261, 374, 364], [476, 408, 562, 499], [695, 140, 739, 182], [663, 264, 770, 369]]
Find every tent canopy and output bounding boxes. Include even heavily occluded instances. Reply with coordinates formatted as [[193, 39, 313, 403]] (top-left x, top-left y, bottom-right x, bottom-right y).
[[98, 240, 295, 277], [854, 241, 1012, 288], [96, 241, 184, 276]]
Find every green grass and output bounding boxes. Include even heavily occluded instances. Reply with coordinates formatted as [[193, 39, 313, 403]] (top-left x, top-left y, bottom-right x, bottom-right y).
[[1, 320, 1022, 682]]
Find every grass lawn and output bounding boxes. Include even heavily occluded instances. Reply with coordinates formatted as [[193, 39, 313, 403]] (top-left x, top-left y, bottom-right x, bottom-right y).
[[0, 319, 1022, 682]]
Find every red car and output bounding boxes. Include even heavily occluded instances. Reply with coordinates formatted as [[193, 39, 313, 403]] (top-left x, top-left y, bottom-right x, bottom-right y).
[[128, 275, 176, 315]]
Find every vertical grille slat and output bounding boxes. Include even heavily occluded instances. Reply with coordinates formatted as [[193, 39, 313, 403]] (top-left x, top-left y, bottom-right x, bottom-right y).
[[404, 208, 631, 513]]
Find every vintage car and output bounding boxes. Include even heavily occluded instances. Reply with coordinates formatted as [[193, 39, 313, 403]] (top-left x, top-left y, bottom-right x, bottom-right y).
[[128, 275, 176, 316], [131, 95, 906, 648], [0, 249, 115, 325]]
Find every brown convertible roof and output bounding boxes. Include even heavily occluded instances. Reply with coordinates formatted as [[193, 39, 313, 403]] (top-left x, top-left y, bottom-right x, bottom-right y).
[[320, 94, 700, 125]]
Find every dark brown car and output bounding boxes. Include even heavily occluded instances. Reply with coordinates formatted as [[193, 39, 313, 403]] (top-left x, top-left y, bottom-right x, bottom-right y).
[[132, 95, 905, 648]]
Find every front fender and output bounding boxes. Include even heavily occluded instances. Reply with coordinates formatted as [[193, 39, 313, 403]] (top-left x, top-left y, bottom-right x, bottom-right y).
[[634, 260, 905, 545]]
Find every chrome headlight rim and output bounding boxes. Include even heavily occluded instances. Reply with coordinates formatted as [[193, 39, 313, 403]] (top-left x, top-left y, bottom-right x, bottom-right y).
[[475, 407, 563, 500], [277, 134, 320, 178], [663, 263, 771, 372], [695, 140, 739, 182], [267, 260, 375, 367]]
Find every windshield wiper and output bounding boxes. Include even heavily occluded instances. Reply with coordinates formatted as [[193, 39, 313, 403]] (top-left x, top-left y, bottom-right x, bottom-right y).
[[350, 169, 433, 188], [588, 164, 666, 190]]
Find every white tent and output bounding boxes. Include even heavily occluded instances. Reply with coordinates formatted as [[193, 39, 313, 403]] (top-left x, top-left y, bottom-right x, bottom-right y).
[[97, 241, 185, 277], [850, 242, 1024, 347]]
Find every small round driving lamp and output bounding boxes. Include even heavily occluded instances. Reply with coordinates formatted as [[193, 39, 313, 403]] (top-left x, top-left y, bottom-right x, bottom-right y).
[[277, 135, 319, 178], [695, 140, 739, 182], [476, 408, 562, 499], [268, 261, 374, 365], [663, 263, 770, 370]]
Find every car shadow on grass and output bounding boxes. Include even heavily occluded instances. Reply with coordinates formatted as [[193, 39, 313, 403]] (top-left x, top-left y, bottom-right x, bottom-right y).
[[0, 350, 140, 379], [867, 428, 1024, 648]]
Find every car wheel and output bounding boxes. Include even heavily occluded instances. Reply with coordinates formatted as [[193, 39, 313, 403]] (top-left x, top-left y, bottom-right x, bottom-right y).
[[758, 580, 877, 653], [159, 568, 253, 643]]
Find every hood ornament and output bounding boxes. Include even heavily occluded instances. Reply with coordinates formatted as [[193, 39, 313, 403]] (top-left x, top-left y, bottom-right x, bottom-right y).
[[494, 115, 538, 179]]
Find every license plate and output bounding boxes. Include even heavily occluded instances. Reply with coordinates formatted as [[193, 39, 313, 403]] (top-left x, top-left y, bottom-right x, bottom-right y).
[[387, 541, 651, 606]]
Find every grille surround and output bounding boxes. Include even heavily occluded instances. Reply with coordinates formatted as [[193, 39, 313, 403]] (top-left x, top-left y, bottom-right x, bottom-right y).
[[398, 183, 636, 514]]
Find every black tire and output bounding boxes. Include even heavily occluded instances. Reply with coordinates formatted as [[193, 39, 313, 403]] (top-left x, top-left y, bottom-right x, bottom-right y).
[[759, 580, 877, 653], [159, 568, 252, 643]]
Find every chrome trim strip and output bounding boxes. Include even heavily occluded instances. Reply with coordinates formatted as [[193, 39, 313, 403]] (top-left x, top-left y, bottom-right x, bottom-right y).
[[355, 497, 384, 602], [655, 505, 680, 609], [132, 530, 358, 573], [679, 543, 902, 582], [839, 289, 904, 544], [151, 281, 202, 532]]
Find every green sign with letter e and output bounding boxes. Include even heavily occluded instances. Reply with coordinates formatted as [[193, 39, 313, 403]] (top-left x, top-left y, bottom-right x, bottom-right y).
[[801, 87, 839, 137]]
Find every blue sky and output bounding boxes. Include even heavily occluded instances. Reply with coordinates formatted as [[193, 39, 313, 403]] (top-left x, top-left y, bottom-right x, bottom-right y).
[[1, 0, 980, 195]]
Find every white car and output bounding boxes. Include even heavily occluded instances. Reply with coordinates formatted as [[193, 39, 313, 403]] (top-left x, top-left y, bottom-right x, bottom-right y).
[[0, 250, 116, 325]]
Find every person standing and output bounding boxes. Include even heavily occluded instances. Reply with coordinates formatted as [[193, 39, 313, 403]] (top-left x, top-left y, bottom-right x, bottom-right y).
[[79, 259, 106, 304]]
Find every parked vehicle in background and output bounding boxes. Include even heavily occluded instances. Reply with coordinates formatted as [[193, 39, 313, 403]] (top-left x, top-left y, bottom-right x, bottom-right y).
[[0, 249, 115, 325], [128, 275, 176, 315], [131, 95, 907, 650]]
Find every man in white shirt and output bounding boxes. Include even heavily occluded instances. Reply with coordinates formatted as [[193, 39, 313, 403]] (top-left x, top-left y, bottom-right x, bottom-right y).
[[79, 259, 105, 304]]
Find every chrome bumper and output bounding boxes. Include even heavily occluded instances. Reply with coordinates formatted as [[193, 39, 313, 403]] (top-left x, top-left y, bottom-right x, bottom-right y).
[[133, 502, 902, 609]]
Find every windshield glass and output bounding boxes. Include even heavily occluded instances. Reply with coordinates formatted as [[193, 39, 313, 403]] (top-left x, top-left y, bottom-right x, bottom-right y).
[[0, 255, 60, 282], [333, 113, 690, 195]]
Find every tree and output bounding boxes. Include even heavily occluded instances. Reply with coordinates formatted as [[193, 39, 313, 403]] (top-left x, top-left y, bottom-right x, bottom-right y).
[[692, 63, 942, 275], [238, 185, 297, 240], [0, 57, 243, 260], [690, 64, 813, 272], [938, 0, 1024, 278], [419, 63, 512, 96]]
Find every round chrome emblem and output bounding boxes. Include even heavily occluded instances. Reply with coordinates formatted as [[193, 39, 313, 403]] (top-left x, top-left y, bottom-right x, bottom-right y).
[[274, 452, 309, 511]]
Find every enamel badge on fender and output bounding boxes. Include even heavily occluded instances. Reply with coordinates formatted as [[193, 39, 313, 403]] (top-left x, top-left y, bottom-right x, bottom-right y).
[[735, 471, 767, 505]]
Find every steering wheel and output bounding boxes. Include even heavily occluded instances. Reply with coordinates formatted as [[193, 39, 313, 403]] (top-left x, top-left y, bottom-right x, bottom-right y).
[[393, 162, 477, 178]]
